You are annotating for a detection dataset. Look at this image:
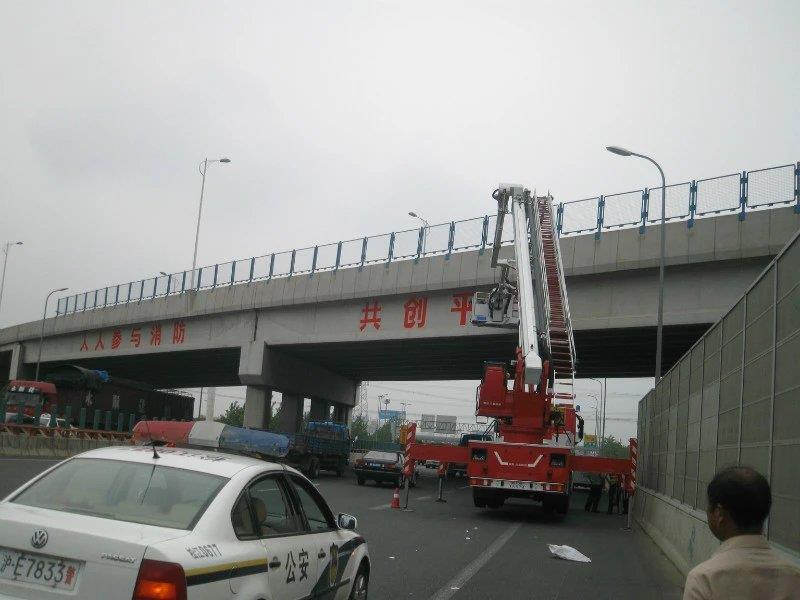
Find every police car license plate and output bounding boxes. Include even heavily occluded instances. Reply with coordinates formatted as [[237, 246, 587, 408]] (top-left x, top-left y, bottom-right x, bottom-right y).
[[0, 546, 81, 590]]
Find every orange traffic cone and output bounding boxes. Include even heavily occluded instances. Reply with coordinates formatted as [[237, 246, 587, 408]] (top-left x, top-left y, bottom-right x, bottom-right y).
[[390, 487, 401, 509]]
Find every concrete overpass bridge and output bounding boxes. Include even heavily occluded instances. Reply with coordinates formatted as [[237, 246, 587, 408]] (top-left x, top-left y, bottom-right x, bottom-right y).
[[1, 161, 798, 429]]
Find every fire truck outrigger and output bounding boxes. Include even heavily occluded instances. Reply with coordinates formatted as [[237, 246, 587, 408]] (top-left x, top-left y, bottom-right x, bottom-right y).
[[405, 184, 636, 515]]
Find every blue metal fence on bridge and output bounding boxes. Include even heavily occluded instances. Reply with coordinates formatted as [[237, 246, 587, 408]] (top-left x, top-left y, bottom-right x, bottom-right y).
[[57, 161, 799, 316]]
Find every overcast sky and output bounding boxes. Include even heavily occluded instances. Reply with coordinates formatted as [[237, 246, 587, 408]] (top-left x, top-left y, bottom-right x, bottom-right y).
[[1, 1, 797, 438]]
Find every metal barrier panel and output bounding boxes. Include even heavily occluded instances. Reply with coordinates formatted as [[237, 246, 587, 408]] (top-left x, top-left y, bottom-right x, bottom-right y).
[[314, 243, 339, 272], [252, 255, 272, 280], [291, 247, 315, 274], [364, 234, 391, 263], [393, 228, 422, 260], [695, 173, 741, 216], [453, 217, 484, 250], [271, 251, 293, 277], [637, 229, 800, 557], [423, 222, 451, 255], [748, 164, 795, 209], [561, 197, 598, 235], [338, 238, 363, 268], [215, 261, 234, 284], [603, 189, 642, 229], [233, 258, 250, 283], [646, 182, 692, 222]]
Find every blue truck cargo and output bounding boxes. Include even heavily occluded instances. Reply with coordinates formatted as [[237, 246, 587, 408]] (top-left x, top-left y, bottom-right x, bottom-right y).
[[281, 421, 351, 479]]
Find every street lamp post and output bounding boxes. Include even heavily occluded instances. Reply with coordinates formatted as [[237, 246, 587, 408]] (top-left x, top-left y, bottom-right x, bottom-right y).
[[408, 212, 429, 254], [586, 394, 601, 441], [0, 241, 23, 318], [35, 287, 68, 381], [191, 157, 231, 289], [400, 401, 411, 420], [587, 377, 606, 450], [607, 146, 667, 385]]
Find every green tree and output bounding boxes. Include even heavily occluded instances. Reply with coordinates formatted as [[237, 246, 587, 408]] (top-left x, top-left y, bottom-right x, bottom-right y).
[[216, 401, 244, 427], [350, 414, 370, 442], [599, 435, 629, 458], [371, 421, 393, 442]]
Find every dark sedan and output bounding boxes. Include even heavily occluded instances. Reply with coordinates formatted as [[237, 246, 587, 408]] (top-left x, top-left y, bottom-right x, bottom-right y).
[[354, 450, 416, 487]]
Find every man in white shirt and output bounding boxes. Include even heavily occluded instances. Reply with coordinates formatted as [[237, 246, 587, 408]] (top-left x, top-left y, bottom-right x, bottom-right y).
[[683, 466, 800, 600]]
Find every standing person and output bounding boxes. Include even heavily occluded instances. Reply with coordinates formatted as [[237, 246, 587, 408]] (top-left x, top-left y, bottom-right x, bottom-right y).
[[607, 473, 621, 514], [584, 472, 603, 513], [683, 466, 800, 600]]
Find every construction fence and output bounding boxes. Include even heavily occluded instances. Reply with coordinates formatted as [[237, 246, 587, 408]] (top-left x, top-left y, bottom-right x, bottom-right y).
[[637, 228, 800, 557]]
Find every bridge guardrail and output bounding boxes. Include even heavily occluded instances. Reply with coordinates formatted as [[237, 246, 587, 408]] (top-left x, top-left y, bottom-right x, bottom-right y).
[[56, 161, 799, 316]]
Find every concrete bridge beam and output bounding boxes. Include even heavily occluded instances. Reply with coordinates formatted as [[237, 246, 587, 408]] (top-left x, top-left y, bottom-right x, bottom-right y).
[[238, 341, 357, 407]]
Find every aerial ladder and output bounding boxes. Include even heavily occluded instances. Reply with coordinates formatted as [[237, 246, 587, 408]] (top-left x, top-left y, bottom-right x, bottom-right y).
[[406, 184, 636, 515]]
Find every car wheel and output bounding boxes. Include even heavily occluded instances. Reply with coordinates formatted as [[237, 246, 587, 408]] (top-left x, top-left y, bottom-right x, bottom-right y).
[[357, 477, 365, 486], [349, 564, 368, 600]]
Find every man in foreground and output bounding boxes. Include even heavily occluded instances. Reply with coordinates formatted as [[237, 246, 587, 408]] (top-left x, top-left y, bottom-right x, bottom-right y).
[[683, 466, 800, 599]]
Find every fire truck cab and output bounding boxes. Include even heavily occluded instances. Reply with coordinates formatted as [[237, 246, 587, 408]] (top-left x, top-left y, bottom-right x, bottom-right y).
[[1, 380, 58, 419]]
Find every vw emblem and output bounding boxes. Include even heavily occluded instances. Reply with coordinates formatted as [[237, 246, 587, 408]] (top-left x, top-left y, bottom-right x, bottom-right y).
[[30, 529, 48, 549]]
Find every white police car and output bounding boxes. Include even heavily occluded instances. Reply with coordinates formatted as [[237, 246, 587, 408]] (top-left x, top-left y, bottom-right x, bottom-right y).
[[0, 446, 369, 599]]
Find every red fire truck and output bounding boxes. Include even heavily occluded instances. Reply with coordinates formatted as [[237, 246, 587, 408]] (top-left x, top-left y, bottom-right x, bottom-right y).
[[407, 185, 635, 515]]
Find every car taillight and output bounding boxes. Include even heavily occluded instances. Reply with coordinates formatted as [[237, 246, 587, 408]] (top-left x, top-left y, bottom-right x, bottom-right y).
[[132, 559, 187, 600]]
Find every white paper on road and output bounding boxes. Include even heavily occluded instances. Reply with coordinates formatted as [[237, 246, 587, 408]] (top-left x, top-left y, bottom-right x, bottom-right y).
[[547, 544, 591, 562]]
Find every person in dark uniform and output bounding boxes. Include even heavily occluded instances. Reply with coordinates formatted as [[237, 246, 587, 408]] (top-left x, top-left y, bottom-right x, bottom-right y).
[[584, 472, 603, 512], [607, 473, 621, 514]]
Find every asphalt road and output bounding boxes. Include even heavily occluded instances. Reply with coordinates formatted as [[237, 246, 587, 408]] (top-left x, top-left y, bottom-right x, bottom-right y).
[[0, 458, 684, 600]]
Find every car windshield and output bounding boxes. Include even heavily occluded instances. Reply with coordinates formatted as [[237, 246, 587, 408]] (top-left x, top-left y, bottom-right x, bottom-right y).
[[11, 458, 227, 530], [364, 451, 400, 462]]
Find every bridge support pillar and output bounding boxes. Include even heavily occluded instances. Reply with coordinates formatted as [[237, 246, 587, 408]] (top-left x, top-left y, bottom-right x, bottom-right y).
[[276, 393, 304, 433], [239, 342, 356, 402], [309, 399, 330, 422], [243, 386, 272, 430], [0, 343, 26, 384], [331, 403, 351, 424]]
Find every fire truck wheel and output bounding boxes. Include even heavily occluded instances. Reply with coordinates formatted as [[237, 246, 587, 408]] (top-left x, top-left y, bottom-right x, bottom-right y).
[[472, 489, 487, 508]]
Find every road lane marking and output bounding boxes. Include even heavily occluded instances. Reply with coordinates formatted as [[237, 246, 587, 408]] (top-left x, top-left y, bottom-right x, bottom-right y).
[[427, 522, 522, 600], [369, 504, 391, 510], [458, 485, 470, 489], [416, 496, 432, 500]]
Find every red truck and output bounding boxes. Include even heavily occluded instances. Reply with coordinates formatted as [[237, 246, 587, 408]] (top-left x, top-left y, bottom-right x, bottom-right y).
[[1, 365, 194, 426]]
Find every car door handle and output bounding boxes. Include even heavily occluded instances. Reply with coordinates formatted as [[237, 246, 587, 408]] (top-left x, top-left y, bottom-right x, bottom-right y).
[[318, 550, 327, 559], [269, 558, 281, 569]]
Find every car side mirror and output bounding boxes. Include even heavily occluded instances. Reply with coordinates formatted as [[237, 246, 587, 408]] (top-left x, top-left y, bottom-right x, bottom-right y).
[[337, 513, 358, 530]]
